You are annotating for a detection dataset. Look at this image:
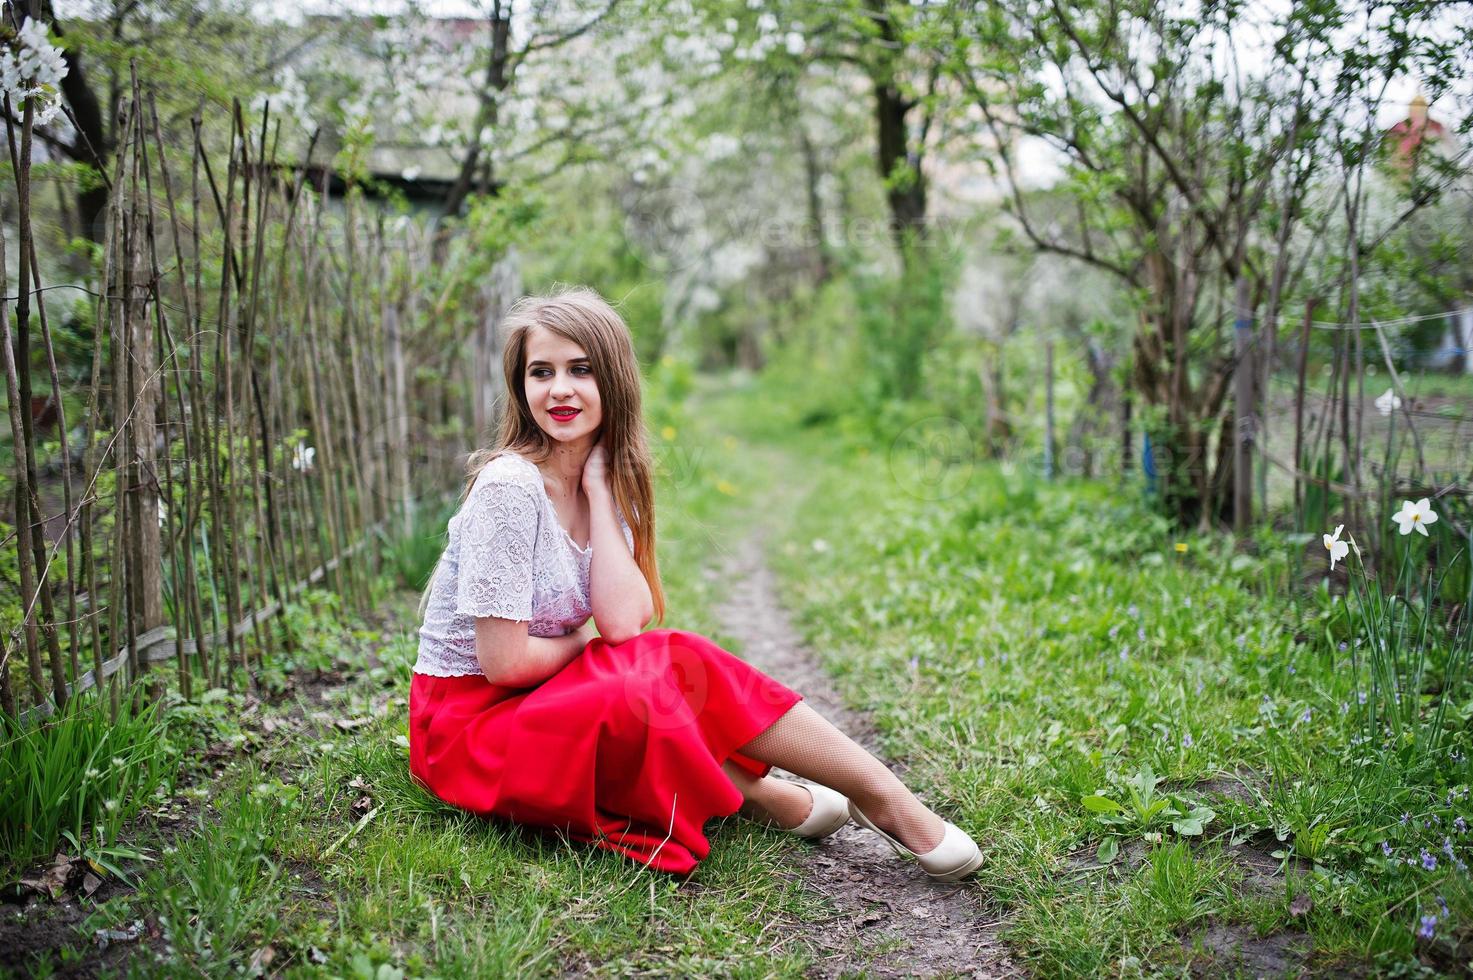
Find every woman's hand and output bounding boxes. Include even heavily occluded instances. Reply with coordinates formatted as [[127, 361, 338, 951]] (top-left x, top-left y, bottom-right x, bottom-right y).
[[581, 437, 611, 499]]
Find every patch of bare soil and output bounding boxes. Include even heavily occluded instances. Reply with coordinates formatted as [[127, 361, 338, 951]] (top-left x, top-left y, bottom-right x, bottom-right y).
[[1191, 769, 1265, 808], [708, 514, 1021, 978], [1, 865, 167, 978], [1180, 922, 1311, 979]]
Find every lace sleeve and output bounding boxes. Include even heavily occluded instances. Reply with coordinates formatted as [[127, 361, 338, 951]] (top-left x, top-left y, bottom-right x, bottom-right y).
[[454, 477, 540, 620]]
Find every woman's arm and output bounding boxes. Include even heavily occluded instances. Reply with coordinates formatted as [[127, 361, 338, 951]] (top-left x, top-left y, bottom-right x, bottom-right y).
[[587, 486, 654, 643], [476, 618, 597, 688], [583, 443, 654, 644]]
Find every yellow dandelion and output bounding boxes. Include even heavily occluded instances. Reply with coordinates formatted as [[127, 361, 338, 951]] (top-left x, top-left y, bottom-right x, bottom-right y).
[[1174, 542, 1188, 553], [661, 425, 677, 440]]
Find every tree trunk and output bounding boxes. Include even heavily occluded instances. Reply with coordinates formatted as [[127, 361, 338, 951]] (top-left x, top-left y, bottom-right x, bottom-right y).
[[443, 5, 511, 219]]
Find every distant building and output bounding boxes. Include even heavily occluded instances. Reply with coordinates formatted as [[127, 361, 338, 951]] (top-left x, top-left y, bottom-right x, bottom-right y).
[[1383, 95, 1450, 177]]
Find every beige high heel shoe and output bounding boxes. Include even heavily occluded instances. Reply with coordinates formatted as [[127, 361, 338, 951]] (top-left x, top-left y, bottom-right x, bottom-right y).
[[847, 800, 984, 882], [752, 781, 852, 840], [785, 783, 852, 840]]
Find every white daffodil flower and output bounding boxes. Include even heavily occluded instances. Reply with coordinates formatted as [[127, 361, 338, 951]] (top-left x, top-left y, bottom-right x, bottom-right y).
[[292, 443, 316, 472], [1375, 388, 1402, 416], [1323, 524, 1349, 571], [1391, 498, 1439, 537]]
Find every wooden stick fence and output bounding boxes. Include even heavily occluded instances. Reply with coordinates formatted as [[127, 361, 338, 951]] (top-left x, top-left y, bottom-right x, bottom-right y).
[[2, 73, 517, 724]]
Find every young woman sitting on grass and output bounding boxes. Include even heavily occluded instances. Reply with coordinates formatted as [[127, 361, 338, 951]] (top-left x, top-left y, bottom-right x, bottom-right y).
[[408, 285, 982, 880]]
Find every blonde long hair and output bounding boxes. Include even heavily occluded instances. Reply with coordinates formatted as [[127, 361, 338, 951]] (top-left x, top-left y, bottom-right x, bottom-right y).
[[419, 285, 666, 625]]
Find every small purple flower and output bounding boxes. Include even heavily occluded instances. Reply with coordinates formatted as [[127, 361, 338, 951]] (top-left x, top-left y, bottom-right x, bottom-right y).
[[1402, 812, 1412, 825], [1300, 708, 1312, 723], [1182, 733, 1193, 748], [976, 655, 986, 668], [1288, 665, 1296, 675], [908, 654, 920, 671], [1108, 624, 1120, 639], [1195, 680, 1204, 695], [1418, 914, 1437, 940], [1127, 604, 1139, 619], [1438, 895, 1450, 920], [1338, 641, 1348, 652], [1422, 849, 1438, 871], [1382, 841, 1394, 857], [1120, 648, 1129, 661], [1444, 838, 1456, 859], [1340, 702, 1349, 715], [1358, 691, 1368, 705], [1137, 627, 1146, 642], [1456, 817, 1467, 834]]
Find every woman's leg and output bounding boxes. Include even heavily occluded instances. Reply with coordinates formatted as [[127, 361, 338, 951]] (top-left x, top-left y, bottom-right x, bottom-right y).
[[721, 759, 817, 829], [737, 702, 946, 853]]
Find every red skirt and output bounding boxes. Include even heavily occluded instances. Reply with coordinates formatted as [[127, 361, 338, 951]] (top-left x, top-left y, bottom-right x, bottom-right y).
[[409, 628, 803, 876]]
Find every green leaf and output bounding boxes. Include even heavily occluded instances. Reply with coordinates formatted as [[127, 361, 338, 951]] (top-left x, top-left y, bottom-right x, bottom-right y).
[[1082, 794, 1123, 813], [1096, 836, 1119, 863], [1173, 816, 1206, 835]]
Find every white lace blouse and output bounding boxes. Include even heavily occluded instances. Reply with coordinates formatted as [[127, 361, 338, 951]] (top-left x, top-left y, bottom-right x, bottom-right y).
[[413, 451, 634, 678]]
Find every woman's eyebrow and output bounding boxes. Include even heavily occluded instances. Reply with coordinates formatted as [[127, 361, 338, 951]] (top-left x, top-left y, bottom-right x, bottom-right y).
[[527, 356, 591, 368]]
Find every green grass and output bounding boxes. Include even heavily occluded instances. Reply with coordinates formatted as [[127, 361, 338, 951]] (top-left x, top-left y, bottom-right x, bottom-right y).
[[0, 691, 176, 882], [18, 367, 1472, 976], [20, 406, 837, 977], [690, 370, 1472, 976]]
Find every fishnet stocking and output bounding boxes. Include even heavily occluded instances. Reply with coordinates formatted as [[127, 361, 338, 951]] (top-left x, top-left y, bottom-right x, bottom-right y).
[[722, 760, 816, 829], [734, 702, 946, 854]]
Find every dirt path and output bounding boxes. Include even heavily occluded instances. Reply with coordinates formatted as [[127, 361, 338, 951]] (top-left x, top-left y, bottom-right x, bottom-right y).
[[709, 477, 1022, 978]]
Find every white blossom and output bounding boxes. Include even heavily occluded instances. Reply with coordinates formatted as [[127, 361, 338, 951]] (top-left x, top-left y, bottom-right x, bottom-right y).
[[784, 32, 806, 56], [1375, 388, 1402, 416], [1323, 524, 1348, 571], [34, 97, 61, 125], [703, 132, 740, 161], [292, 443, 316, 473], [1391, 498, 1438, 537], [0, 18, 68, 125]]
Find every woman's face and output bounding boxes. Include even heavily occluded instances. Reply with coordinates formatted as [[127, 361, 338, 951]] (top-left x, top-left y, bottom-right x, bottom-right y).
[[523, 326, 603, 445]]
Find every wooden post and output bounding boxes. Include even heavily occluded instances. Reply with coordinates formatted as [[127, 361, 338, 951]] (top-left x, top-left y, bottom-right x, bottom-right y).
[[1233, 276, 1254, 534], [386, 288, 413, 537], [1044, 337, 1055, 480], [1292, 298, 1317, 522]]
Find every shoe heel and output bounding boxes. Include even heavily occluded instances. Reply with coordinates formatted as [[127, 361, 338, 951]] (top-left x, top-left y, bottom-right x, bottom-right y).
[[847, 800, 914, 859]]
